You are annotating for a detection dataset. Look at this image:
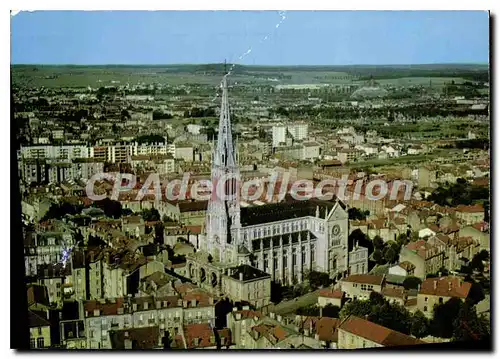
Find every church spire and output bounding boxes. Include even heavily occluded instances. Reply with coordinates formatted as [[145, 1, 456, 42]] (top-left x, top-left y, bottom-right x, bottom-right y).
[[205, 73, 242, 263]]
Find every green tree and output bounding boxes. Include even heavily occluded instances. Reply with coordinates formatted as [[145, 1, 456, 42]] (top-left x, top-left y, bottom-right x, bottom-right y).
[[306, 271, 331, 290], [403, 276, 422, 290], [141, 208, 161, 221], [452, 303, 490, 342], [322, 304, 340, 318], [373, 235, 385, 250], [411, 310, 430, 338], [372, 249, 386, 265], [430, 297, 463, 338], [383, 246, 398, 264], [340, 299, 373, 320]]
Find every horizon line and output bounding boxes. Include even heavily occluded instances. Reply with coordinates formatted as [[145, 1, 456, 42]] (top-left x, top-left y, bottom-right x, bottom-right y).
[[11, 62, 489, 67]]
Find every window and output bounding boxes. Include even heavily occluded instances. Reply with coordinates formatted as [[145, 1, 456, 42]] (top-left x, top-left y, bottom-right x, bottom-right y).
[[56, 283, 61, 288], [424, 297, 428, 302], [311, 248, 315, 262], [424, 306, 427, 312], [30, 338, 35, 348], [38, 327, 42, 335], [439, 297, 444, 305], [37, 337, 44, 348]]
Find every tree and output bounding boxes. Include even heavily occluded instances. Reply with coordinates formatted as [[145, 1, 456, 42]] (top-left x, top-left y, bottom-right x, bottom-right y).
[[383, 246, 398, 264], [322, 304, 340, 318], [372, 249, 385, 265], [403, 276, 422, 290], [396, 233, 409, 247], [141, 208, 161, 222], [411, 310, 430, 338], [452, 303, 490, 342], [339, 299, 372, 320], [94, 198, 123, 219], [469, 250, 489, 273], [373, 236, 384, 250], [430, 297, 463, 338], [467, 281, 485, 305], [369, 291, 385, 306], [306, 271, 331, 290]]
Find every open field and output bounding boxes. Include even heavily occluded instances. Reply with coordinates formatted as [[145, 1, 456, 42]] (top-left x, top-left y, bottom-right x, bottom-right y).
[[11, 63, 489, 88]]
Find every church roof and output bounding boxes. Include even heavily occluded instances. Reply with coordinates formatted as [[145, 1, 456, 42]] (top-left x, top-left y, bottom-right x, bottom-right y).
[[240, 195, 341, 227]]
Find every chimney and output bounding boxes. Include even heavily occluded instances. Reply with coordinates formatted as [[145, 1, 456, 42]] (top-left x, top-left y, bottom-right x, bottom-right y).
[[239, 272, 244, 281]]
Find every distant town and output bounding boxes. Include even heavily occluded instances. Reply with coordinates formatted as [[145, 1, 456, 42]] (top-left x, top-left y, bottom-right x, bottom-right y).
[[13, 61, 490, 350]]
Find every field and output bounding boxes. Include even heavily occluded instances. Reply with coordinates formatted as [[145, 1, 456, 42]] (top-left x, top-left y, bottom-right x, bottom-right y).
[[11, 63, 489, 89]]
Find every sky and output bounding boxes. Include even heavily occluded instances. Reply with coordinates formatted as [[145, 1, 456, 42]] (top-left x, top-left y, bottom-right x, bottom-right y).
[[11, 10, 489, 65]]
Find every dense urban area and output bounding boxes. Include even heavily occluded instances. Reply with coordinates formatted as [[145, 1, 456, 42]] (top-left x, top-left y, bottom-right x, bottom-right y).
[[13, 63, 490, 349]]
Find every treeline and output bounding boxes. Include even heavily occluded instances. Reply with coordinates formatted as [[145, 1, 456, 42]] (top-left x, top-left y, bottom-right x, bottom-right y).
[[184, 107, 216, 118], [135, 134, 167, 144], [153, 110, 174, 120], [272, 103, 489, 121], [428, 178, 489, 207]]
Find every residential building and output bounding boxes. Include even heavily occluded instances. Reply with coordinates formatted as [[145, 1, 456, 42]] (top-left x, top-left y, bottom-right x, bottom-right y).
[[337, 316, 425, 349], [29, 310, 52, 349], [417, 276, 472, 318], [339, 274, 385, 300], [221, 265, 271, 308]]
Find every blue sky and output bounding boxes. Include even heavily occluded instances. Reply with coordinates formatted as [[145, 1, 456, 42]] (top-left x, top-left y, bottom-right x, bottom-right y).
[[11, 10, 489, 65]]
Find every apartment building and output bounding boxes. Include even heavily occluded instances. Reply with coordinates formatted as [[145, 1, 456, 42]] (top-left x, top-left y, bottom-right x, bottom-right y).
[[399, 240, 445, 279], [417, 276, 472, 318], [82, 292, 216, 349], [28, 310, 52, 349], [221, 265, 271, 308]]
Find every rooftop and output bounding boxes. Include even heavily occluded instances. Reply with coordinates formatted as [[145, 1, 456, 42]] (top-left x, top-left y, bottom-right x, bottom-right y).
[[227, 264, 270, 282], [339, 316, 425, 347]]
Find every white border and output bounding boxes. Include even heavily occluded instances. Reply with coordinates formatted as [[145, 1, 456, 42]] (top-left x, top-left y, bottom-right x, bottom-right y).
[[3, 1, 497, 357]]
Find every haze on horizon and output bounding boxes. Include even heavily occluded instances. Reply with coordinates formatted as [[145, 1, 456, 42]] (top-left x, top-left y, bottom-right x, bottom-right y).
[[11, 10, 489, 66]]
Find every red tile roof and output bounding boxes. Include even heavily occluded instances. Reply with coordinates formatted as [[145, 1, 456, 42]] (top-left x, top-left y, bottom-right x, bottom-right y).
[[318, 288, 345, 299], [342, 274, 384, 286], [182, 323, 220, 349], [339, 316, 425, 347], [419, 276, 472, 299]]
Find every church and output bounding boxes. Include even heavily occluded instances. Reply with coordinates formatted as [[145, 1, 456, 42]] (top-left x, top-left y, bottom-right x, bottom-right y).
[[184, 75, 366, 304]]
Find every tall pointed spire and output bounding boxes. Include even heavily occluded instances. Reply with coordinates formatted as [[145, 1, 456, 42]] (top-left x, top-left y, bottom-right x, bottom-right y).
[[205, 74, 242, 263]]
